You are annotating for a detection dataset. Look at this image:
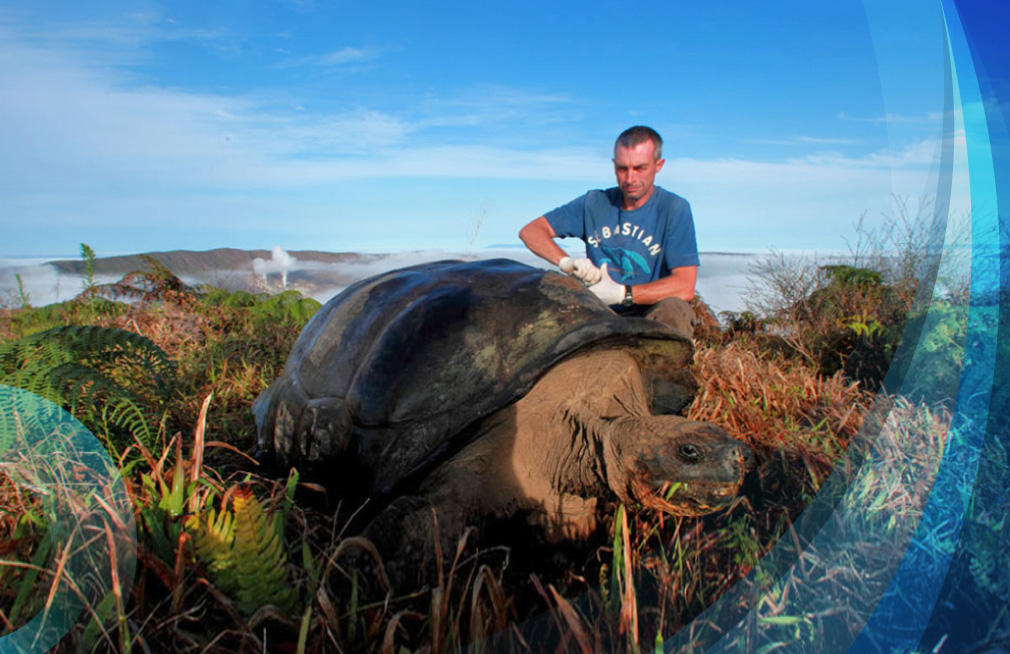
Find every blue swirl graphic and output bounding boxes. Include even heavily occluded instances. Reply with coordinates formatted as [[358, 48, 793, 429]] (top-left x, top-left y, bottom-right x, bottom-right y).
[[0, 385, 136, 653]]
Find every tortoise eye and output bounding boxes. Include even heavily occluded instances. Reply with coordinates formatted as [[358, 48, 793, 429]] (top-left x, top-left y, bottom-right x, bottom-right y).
[[678, 444, 701, 463]]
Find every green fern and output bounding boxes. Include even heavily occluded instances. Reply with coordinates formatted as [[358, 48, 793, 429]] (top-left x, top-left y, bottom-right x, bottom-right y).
[[0, 325, 176, 452], [14, 273, 30, 309], [186, 484, 298, 617], [232, 485, 297, 616], [188, 506, 239, 594]]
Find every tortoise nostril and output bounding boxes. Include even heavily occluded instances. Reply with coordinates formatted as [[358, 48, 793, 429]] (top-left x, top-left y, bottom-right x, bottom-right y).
[[678, 443, 701, 462]]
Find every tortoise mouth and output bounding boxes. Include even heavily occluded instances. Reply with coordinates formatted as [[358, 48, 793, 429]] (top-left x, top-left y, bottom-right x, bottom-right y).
[[631, 478, 739, 516]]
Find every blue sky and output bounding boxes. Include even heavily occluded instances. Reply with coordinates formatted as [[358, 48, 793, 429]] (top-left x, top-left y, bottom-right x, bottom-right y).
[[0, 1, 961, 258]]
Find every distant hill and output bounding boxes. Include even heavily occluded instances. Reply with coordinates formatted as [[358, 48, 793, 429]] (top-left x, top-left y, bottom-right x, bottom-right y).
[[45, 248, 367, 276]]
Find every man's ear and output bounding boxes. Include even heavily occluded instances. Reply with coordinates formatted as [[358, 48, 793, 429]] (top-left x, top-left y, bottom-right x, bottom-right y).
[[655, 158, 666, 173]]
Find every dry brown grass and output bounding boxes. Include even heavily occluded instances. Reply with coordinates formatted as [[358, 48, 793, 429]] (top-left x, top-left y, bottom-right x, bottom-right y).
[[690, 340, 868, 473]]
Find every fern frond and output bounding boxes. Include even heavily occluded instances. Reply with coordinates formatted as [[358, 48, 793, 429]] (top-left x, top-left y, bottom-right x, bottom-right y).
[[58, 325, 176, 389], [231, 485, 297, 616], [188, 507, 238, 594], [0, 325, 176, 452], [2, 325, 176, 387], [103, 398, 155, 444]]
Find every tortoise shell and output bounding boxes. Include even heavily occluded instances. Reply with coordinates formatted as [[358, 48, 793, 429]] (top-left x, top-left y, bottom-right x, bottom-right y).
[[253, 258, 696, 495]]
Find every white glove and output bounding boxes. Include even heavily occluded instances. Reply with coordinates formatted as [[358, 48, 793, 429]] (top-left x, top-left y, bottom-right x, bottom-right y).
[[571, 258, 603, 285], [590, 263, 627, 305], [559, 256, 602, 284]]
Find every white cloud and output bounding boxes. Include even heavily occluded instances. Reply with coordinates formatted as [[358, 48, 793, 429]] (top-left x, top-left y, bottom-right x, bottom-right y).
[[272, 46, 381, 69], [318, 47, 371, 65], [742, 135, 866, 146], [837, 111, 947, 125], [413, 85, 583, 134], [0, 261, 121, 308]]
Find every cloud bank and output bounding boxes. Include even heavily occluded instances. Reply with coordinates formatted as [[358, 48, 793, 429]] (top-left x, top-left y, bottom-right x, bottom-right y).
[[0, 247, 764, 315]]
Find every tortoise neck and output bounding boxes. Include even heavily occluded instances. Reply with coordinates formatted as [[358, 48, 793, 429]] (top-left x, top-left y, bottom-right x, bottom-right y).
[[533, 405, 608, 497], [543, 406, 640, 503], [514, 349, 651, 499], [598, 416, 647, 504]]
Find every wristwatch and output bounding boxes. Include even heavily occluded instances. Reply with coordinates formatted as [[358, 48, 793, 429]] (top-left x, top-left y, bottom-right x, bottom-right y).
[[621, 285, 635, 307]]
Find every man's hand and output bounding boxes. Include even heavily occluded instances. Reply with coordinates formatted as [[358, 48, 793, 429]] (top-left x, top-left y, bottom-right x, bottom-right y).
[[558, 257, 603, 285], [590, 263, 626, 305], [571, 258, 603, 285]]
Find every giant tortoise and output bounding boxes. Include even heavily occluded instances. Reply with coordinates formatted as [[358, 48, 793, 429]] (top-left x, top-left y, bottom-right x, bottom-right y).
[[253, 258, 753, 579]]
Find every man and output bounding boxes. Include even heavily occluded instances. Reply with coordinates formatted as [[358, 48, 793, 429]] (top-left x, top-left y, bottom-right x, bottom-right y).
[[518, 126, 698, 336]]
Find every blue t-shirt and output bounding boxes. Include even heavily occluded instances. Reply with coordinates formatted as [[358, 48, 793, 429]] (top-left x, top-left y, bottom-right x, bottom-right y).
[[544, 186, 699, 286]]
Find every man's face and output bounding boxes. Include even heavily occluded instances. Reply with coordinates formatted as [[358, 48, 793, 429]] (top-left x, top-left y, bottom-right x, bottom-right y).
[[613, 140, 665, 209]]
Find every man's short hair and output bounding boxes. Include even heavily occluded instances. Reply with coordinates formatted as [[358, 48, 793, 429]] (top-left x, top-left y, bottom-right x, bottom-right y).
[[616, 126, 663, 160]]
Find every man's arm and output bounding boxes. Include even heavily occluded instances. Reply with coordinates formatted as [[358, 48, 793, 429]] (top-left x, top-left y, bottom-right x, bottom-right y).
[[629, 266, 698, 303], [520, 217, 604, 284], [518, 216, 569, 266]]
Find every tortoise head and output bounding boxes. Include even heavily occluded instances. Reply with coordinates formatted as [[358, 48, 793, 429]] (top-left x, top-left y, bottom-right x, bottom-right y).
[[606, 416, 755, 516]]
